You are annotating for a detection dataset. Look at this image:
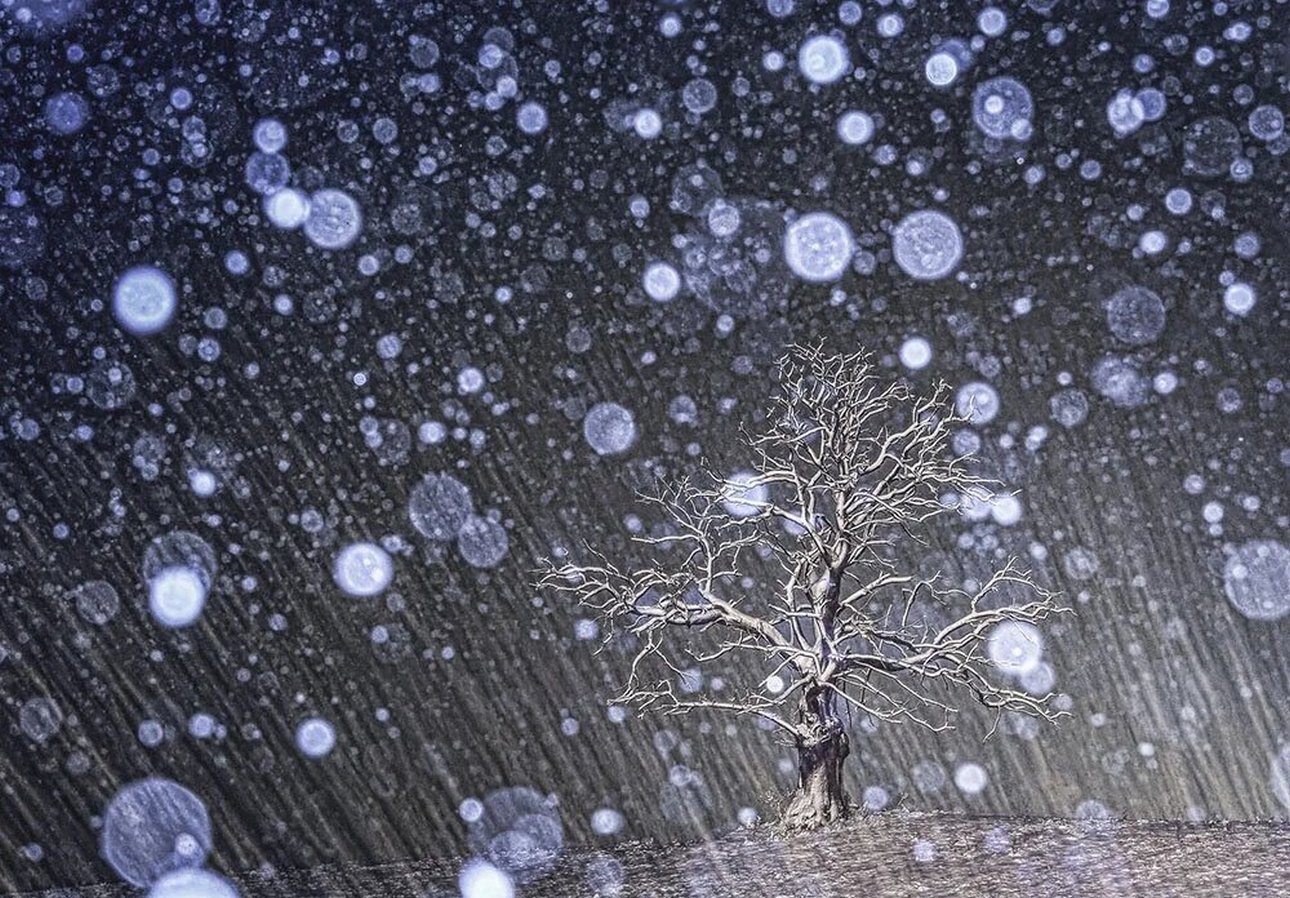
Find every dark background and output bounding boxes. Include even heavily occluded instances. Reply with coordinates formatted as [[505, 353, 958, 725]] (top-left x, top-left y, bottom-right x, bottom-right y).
[[0, 0, 1286, 892]]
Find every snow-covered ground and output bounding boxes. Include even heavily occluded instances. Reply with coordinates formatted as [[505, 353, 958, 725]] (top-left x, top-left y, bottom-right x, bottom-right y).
[[20, 812, 1290, 898]]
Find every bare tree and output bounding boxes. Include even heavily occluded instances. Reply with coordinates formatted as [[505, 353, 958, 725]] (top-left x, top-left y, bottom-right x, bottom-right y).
[[539, 345, 1067, 831]]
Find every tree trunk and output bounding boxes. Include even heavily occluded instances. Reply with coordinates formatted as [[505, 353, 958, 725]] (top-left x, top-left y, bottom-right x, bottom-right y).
[[781, 708, 851, 831]]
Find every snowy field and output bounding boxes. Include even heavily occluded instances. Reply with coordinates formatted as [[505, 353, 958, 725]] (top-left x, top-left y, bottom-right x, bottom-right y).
[[18, 812, 1290, 898]]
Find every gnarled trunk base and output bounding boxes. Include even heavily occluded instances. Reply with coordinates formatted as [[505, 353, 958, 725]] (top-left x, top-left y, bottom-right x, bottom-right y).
[[781, 716, 851, 831]]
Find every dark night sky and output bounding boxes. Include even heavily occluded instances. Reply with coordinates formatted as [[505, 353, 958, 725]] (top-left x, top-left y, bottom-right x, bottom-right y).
[[0, 0, 1286, 893]]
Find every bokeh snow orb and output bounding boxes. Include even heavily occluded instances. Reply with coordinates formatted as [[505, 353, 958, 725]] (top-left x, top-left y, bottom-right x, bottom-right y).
[[102, 779, 212, 888], [899, 336, 933, 370], [925, 52, 959, 87], [113, 266, 178, 336], [972, 77, 1033, 140], [681, 78, 718, 114], [148, 566, 209, 629], [1140, 231, 1167, 255], [1106, 89, 1146, 137], [408, 473, 474, 541], [978, 7, 1007, 37], [912, 760, 947, 793], [45, 90, 89, 134], [265, 188, 310, 230], [19, 697, 62, 743], [74, 579, 120, 625], [798, 35, 849, 84], [1182, 116, 1241, 177], [332, 542, 393, 597], [1223, 282, 1256, 316], [720, 471, 768, 518], [990, 494, 1023, 526], [147, 869, 240, 898], [642, 261, 681, 302], [955, 382, 1000, 425], [633, 108, 663, 139], [1050, 390, 1089, 429], [955, 763, 989, 795], [1106, 286, 1166, 345], [1063, 547, 1101, 581], [460, 859, 515, 898], [876, 12, 904, 38], [590, 808, 624, 836], [1137, 87, 1166, 121], [516, 101, 548, 135], [1248, 105, 1284, 142], [1021, 661, 1057, 696], [304, 189, 362, 250], [783, 212, 854, 282], [296, 717, 337, 759], [252, 118, 287, 153], [244, 152, 291, 195], [892, 210, 962, 280], [457, 515, 510, 569], [583, 402, 637, 456], [189, 470, 217, 497], [987, 620, 1044, 676], [863, 786, 890, 811], [706, 201, 741, 238], [1091, 356, 1150, 408], [836, 110, 875, 145], [1223, 540, 1290, 621]]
